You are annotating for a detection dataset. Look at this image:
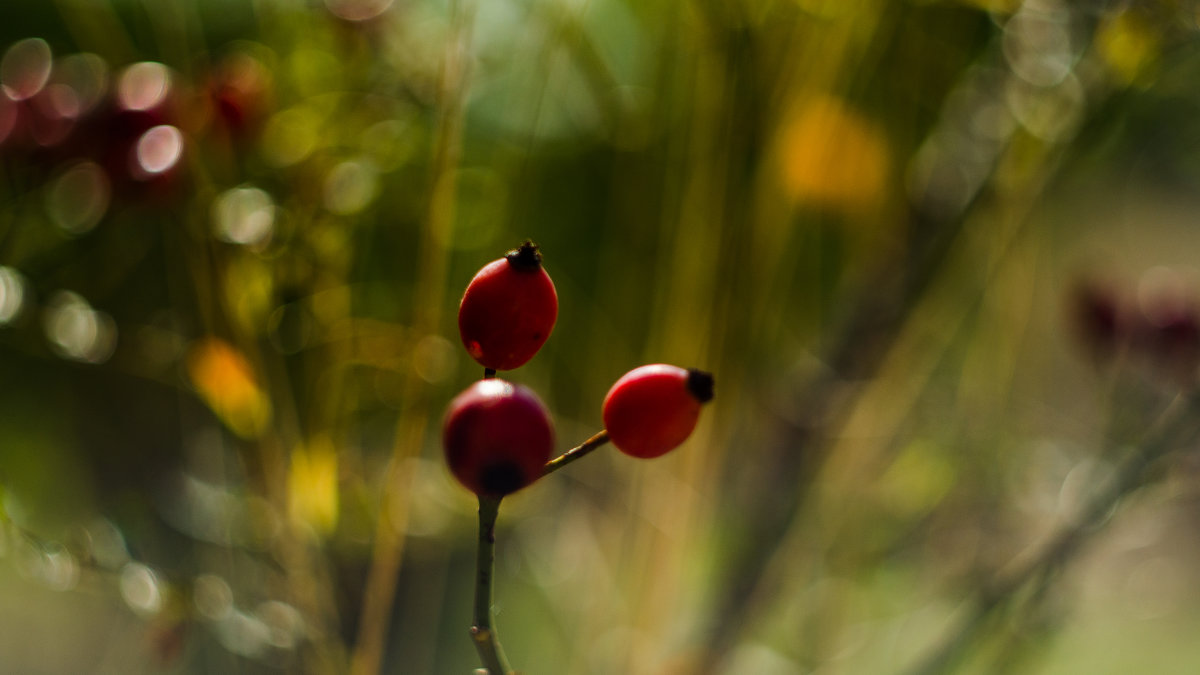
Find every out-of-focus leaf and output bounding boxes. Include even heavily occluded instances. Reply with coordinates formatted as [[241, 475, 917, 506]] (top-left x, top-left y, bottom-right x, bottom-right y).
[[186, 337, 271, 438]]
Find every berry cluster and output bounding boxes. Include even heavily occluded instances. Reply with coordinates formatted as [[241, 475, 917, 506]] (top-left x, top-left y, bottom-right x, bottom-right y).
[[442, 241, 714, 673], [444, 240, 715, 497]]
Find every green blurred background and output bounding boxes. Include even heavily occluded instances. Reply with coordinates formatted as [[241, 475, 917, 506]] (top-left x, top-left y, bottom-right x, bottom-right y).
[[4, 0, 1200, 673]]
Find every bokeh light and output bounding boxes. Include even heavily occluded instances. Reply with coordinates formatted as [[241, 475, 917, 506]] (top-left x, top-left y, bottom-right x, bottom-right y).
[[45, 161, 111, 234], [49, 52, 108, 116], [360, 116, 421, 171], [256, 600, 304, 650], [325, 0, 394, 22], [117, 61, 170, 112], [42, 290, 117, 363], [261, 106, 319, 167], [0, 266, 27, 325], [323, 158, 379, 215], [119, 562, 165, 617], [215, 609, 270, 658], [193, 573, 234, 622], [1006, 72, 1083, 141], [0, 38, 52, 101], [412, 334, 455, 384], [213, 185, 275, 246], [83, 517, 130, 570], [38, 543, 79, 592], [133, 124, 184, 177], [1003, 0, 1076, 87]]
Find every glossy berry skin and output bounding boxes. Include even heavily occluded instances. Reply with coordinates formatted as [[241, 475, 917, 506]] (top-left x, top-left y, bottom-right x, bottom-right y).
[[443, 379, 555, 497], [602, 365, 714, 459], [458, 242, 558, 371]]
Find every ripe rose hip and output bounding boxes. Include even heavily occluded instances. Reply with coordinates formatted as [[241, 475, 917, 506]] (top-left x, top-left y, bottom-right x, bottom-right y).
[[458, 241, 558, 371], [602, 364, 714, 459], [443, 379, 555, 497]]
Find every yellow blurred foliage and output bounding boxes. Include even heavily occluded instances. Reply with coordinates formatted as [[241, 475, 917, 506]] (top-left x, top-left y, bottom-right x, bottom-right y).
[[288, 436, 339, 535], [186, 337, 272, 438], [778, 95, 890, 214], [262, 105, 322, 168], [789, 0, 858, 18], [943, 0, 1017, 12], [1097, 12, 1159, 86], [875, 440, 954, 519], [225, 255, 274, 337]]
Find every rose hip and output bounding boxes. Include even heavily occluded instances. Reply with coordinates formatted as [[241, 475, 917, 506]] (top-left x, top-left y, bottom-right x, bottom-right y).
[[457, 241, 558, 372], [602, 364, 714, 459], [443, 379, 555, 497]]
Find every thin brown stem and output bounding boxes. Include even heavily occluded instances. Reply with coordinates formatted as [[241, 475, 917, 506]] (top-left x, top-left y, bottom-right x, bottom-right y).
[[467, 430, 611, 673], [471, 495, 512, 675], [543, 430, 610, 476]]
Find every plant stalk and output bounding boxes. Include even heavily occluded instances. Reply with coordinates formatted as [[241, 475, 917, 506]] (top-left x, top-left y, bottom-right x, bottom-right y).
[[472, 495, 512, 675], [543, 430, 610, 475]]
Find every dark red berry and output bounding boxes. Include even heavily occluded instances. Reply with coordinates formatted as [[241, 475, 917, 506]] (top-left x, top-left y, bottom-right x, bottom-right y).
[[63, 61, 187, 203], [458, 241, 558, 371], [206, 51, 272, 141], [1139, 299, 1200, 377], [443, 379, 555, 497], [602, 365, 714, 459], [1129, 269, 1200, 381], [1069, 281, 1125, 362]]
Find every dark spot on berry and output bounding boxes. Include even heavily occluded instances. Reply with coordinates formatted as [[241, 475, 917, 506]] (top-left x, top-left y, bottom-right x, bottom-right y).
[[686, 369, 715, 403], [478, 460, 527, 496]]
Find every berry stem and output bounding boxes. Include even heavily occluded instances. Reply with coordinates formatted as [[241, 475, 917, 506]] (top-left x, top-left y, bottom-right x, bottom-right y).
[[483, 368, 496, 379], [543, 430, 611, 476], [471, 495, 513, 675]]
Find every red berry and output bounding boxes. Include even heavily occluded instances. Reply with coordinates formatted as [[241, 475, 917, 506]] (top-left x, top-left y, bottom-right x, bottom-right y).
[[443, 379, 555, 497], [1069, 280, 1125, 362], [602, 365, 714, 459], [207, 51, 273, 140], [458, 241, 558, 371]]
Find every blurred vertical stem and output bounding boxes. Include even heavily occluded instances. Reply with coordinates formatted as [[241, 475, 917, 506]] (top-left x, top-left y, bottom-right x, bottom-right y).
[[471, 496, 512, 675], [693, 4, 1109, 668], [349, 0, 476, 673]]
